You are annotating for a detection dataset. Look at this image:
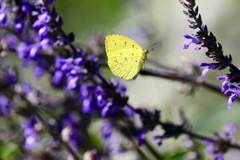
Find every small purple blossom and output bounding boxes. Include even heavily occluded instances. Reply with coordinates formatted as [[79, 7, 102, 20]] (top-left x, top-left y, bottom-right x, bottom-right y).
[[54, 56, 87, 89], [217, 75, 230, 92], [15, 17, 24, 34], [203, 139, 224, 160], [223, 122, 237, 137], [60, 113, 82, 150], [0, 9, 7, 26], [22, 117, 41, 150], [183, 34, 201, 50], [133, 129, 147, 146], [224, 85, 240, 109], [0, 94, 11, 116], [203, 122, 237, 159], [101, 121, 125, 155], [199, 63, 218, 78]]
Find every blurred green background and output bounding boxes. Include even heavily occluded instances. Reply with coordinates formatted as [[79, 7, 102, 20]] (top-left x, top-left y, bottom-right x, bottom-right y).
[[6, 0, 240, 159]]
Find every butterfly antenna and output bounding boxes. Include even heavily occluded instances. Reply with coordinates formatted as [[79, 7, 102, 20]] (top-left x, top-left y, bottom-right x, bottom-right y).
[[147, 43, 158, 51]]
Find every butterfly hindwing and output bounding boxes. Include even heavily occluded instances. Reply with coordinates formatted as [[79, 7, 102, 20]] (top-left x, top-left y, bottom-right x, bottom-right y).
[[105, 34, 148, 80]]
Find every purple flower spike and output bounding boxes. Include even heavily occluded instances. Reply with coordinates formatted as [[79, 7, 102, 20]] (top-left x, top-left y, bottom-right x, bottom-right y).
[[183, 34, 201, 50]]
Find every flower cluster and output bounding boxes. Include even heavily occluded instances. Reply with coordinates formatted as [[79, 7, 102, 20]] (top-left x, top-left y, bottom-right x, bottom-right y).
[[203, 122, 237, 160]]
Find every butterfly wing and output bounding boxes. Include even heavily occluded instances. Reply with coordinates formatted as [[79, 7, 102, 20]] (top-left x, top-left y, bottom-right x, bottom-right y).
[[105, 34, 147, 80]]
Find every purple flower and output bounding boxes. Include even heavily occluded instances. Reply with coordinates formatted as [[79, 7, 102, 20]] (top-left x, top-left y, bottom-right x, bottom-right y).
[[183, 34, 201, 50], [3, 34, 19, 50], [60, 113, 82, 150], [199, 63, 218, 78], [0, 62, 18, 86], [101, 121, 125, 155], [101, 121, 112, 139], [54, 56, 86, 89], [203, 139, 225, 160], [131, 109, 160, 146], [203, 122, 237, 159], [0, 9, 7, 26], [153, 134, 166, 146], [224, 85, 240, 109], [51, 70, 64, 85], [21, 2, 34, 15], [153, 122, 184, 146], [223, 122, 237, 137], [133, 129, 147, 146], [110, 78, 127, 95], [15, 17, 24, 34], [0, 95, 11, 116], [217, 75, 230, 92], [22, 117, 41, 150]]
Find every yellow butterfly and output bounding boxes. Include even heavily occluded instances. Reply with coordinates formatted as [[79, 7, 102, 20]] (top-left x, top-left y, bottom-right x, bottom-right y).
[[105, 34, 149, 80]]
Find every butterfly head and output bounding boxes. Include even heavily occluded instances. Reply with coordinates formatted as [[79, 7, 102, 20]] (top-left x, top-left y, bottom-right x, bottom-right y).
[[144, 49, 149, 55]]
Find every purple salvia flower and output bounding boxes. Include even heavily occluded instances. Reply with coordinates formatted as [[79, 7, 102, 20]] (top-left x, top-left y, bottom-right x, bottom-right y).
[[101, 102, 111, 117], [217, 75, 230, 92], [33, 66, 45, 79], [51, 70, 64, 85], [0, 94, 11, 116], [183, 34, 201, 50], [202, 122, 237, 159], [3, 34, 19, 50], [67, 76, 78, 89], [22, 117, 41, 150], [123, 106, 134, 117], [21, 2, 34, 15], [133, 129, 147, 146], [199, 63, 218, 78], [40, 38, 53, 49], [29, 43, 40, 58], [16, 43, 29, 59], [110, 78, 127, 95], [153, 134, 166, 146], [0, 63, 19, 86], [223, 122, 237, 137], [101, 121, 112, 139], [101, 121, 125, 154], [38, 26, 51, 39], [60, 113, 82, 150], [203, 139, 224, 160], [15, 17, 24, 34], [224, 85, 240, 109], [0, 9, 7, 26]]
